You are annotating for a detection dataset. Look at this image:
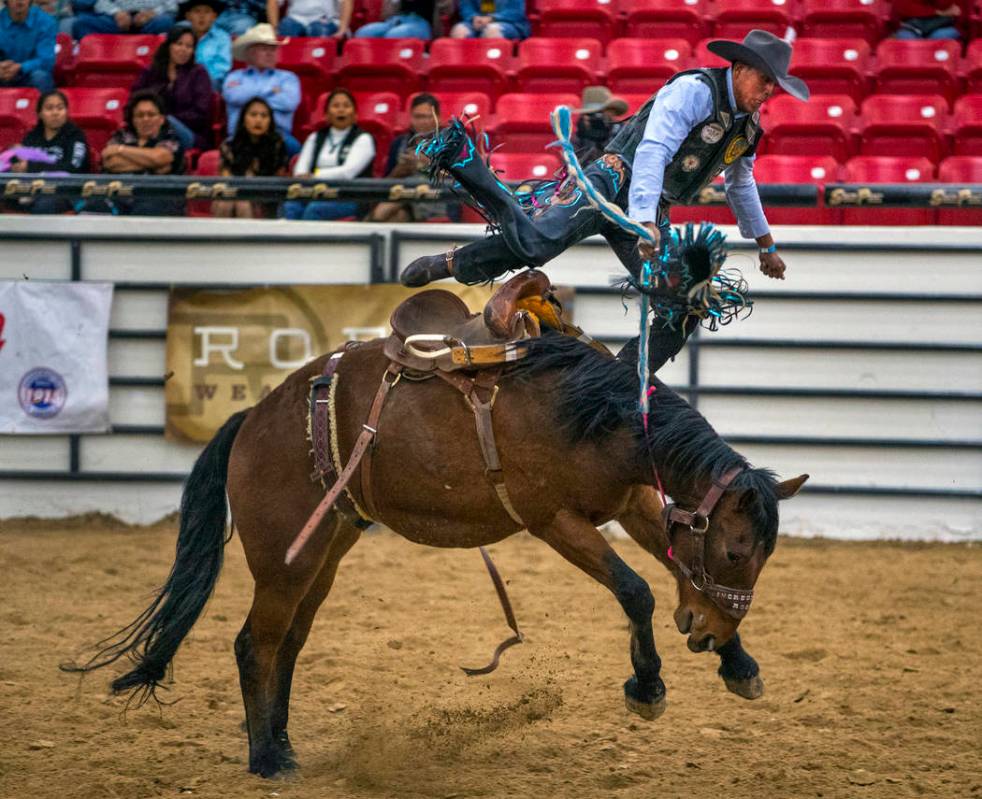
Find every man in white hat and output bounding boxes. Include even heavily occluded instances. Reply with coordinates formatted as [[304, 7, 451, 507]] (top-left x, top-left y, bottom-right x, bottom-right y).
[[221, 22, 301, 154], [571, 85, 629, 162], [401, 30, 810, 372]]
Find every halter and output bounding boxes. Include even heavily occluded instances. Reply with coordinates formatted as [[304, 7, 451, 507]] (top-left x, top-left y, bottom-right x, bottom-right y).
[[662, 465, 754, 619]]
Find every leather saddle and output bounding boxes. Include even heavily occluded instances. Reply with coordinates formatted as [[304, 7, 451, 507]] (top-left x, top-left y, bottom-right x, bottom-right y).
[[384, 269, 554, 373]]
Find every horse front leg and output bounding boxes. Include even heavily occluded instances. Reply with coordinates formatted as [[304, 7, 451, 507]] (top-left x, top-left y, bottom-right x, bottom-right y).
[[717, 632, 764, 699], [531, 509, 667, 721]]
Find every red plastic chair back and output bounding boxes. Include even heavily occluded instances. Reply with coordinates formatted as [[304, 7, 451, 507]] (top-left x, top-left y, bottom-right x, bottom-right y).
[[711, 0, 791, 39], [59, 87, 128, 155], [336, 38, 425, 98], [953, 95, 982, 156], [859, 95, 948, 163], [426, 39, 514, 101], [536, 0, 618, 45], [874, 39, 960, 102], [937, 156, 982, 224], [73, 34, 161, 87], [754, 154, 840, 224], [278, 37, 337, 101], [489, 151, 563, 182], [606, 38, 691, 94], [515, 38, 603, 94], [622, 0, 710, 45], [762, 94, 857, 162], [842, 156, 936, 225], [788, 38, 871, 104], [799, 0, 887, 40], [489, 92, 580, 152]]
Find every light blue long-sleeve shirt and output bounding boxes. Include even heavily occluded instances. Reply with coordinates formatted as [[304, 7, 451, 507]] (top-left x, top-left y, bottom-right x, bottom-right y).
[[628, 68, 770, 240], [195, 25, 231, 87], [0, 6, 55, 77], [222, 66, 300, 136]]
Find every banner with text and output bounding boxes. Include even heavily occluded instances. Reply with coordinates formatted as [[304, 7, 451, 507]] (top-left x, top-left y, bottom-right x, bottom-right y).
[[165, 284, 494, 442], [0, 280, 112, 434]]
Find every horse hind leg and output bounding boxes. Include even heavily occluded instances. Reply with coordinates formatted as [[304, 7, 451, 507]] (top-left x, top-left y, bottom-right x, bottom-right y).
[[269, 522, 363, 756], [531, 509, 666, 722]]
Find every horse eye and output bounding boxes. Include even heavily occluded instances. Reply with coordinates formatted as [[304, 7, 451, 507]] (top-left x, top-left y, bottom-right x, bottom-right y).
[[726, 550, 744, 564]]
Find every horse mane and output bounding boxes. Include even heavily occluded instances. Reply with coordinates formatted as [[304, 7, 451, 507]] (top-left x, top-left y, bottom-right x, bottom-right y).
[[514, 333, 780, 553]]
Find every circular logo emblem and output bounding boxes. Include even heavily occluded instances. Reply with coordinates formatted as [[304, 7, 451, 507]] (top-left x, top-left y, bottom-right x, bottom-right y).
[[700, 123, 724, 144], [18, 367, 67, 419], [681, 154, 701, 172], [723, 137, 749, 164]]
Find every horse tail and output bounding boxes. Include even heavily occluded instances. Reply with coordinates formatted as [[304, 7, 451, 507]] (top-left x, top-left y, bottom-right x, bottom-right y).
[[60, 409, 249, 705]]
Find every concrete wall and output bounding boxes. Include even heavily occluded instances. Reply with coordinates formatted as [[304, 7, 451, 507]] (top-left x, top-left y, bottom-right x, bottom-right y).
[[1, 216, 979, 539]]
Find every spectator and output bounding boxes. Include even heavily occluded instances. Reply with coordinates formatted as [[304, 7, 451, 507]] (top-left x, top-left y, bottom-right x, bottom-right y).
[[282, 88, 375, 221], [354, 0, 436, 39], [132, 26, 214, 150], [213, 96, 288, 218], [268, 0, 350, 37], [37, 0, 84, 37], [8, 89, 89, 214], [450, 0, 529, 40], [0, 0, 56, 93], [213, 0, 264, 36], [222, 24, 301, 155], [73, 0, 177, 38], [90, 89, 185, 215], [367, 92, 457, 222], [178, 0, 231, 90], [571, 85, 628, 164], [893, 0, 962, 39]]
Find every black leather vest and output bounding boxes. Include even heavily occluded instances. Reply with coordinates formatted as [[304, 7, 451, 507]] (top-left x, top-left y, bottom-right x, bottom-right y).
[[604, 67, 763, 206], [310, 124, 374, 179]]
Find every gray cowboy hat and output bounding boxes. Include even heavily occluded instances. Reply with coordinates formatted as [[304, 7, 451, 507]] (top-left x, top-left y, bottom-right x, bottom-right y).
[[707, 29, 810, 101]]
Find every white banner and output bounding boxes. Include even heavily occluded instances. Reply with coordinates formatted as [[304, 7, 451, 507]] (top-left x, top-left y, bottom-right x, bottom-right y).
[[0, 281, 113, 434]]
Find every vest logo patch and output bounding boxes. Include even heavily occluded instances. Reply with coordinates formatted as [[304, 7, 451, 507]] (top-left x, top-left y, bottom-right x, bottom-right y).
[[700, 123, 725, 144], [723, 137, 749, 164], [682, 154, 701, 172]]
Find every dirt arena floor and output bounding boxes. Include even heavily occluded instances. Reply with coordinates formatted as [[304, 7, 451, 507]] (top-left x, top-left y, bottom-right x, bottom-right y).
[[0, 516, 979, 799]]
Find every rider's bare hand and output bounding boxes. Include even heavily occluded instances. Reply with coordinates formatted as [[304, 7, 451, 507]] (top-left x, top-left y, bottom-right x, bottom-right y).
[[636, 222, 661, 262], [759, 250, 786, 280]]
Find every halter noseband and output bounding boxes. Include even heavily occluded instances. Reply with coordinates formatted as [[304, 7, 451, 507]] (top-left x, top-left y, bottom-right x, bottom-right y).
[[662, 466, 754, 619]]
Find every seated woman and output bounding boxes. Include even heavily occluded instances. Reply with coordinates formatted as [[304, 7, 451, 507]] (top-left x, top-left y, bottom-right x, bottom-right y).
[[8, 90, 90, 214], [282, 88, 375, 221], [132, 25, 214, 150], [212, 96, 289, 218], [93, 89, 186, 216]]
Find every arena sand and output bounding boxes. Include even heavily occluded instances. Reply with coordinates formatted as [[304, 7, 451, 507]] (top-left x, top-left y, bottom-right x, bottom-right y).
[[0, 516, 979, 799]]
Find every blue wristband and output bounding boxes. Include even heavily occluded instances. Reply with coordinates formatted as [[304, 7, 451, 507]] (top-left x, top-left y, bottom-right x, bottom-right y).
[[760, 243, 777, 254]]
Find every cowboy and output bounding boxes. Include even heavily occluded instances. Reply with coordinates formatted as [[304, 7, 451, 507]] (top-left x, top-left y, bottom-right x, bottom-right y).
[[571, 85, 629, 164], [400, 30, 810, 370]]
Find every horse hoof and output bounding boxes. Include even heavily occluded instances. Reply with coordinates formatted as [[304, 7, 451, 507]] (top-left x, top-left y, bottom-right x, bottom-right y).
[[723, 673, 764, 700], [623, 676, 667, 721], [625, 693, 667, 721]]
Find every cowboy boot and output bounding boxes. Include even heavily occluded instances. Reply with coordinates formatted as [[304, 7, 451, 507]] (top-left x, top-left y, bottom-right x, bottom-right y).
[[401, 236, 527, 287], [400, 250, 455, 287]]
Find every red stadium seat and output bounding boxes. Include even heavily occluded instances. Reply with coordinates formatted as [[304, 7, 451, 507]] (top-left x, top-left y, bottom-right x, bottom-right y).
[[426, 39, 513, 101], [72, 34, 161, 88], [187, 149, 221, 217], [349, 0, 384, 32], [489, 151, 563, 182], [754, 154, 841, 224], [515, 38, 602, 95], [54, 32, 75, 85], [0, 88, 38, 149], [964, 39, 982, 94], [488, 91, 579, 153], [606, 38, 691, 94], [410, 92, 492, 126], [788, 39, 871, 105], [952, 95, 982, 156], [335, 38, 425, 98], [277, 38, 337, 104], [711, 0, 791, 39], [762, 94, 857, 163], [622, 0, 711, 46], [859, 95, 949, 164], [59, 88, 128, 155], [535, 0, 618, 45], [874, 40, 960, 103], [936, 156, 982, 225], [799, 0, 887, 41], [842, 156, 936, 225]]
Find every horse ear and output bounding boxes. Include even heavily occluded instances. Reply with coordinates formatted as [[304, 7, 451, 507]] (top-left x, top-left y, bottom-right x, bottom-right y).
[[776, 474, 809, 500]]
